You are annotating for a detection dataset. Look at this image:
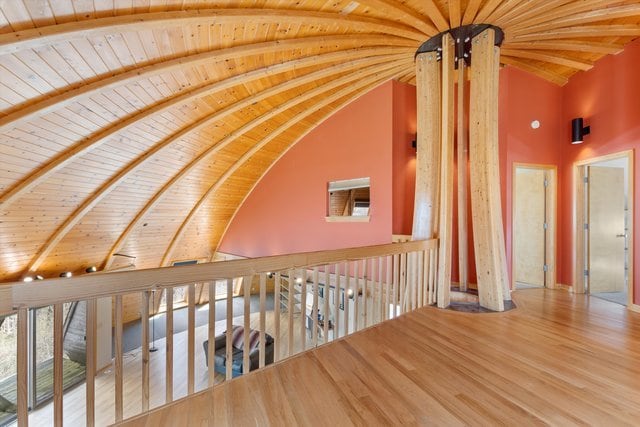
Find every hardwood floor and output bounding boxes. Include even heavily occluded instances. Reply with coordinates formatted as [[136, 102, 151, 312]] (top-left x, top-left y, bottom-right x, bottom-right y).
[[120, 289, 640, 426]]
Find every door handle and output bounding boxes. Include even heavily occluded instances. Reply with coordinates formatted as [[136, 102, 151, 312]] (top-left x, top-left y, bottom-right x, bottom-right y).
[[616, 233, 627, 238]]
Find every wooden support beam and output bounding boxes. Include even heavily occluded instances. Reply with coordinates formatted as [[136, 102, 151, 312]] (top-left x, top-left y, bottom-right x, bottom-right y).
[[449, 0, 461, 28], [457, 62, 468, 292], [469, 29, 508, 312], [500, 48, 593, 71], [243, 276, 251, 373], [462, 0, 483, 25], [259, 274, 267, 367], [500, 56, 569, 86], [412, 51, 441, 240], [225, 279, 233, 380], [274, 273, 281, 361], [208, 283, 216, 386], [437, 34, 455, 309], [357, 0, 438, 35], [187, 284, 195, 394], [501, 41, 623, 55]]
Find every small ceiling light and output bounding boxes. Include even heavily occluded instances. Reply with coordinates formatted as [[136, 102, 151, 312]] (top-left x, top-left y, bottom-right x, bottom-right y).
[[530, 120, 540, 129], [35, 275, 44, 281], [295, 277, 303, 284], [60, 272, 72, 278], [86, 266, 97, 273], [23, 276, 33, 283], [571, 117, 590, 144]]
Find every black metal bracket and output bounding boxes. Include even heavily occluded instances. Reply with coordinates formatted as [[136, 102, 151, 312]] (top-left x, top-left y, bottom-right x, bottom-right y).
[[415, 24, 504, 69]]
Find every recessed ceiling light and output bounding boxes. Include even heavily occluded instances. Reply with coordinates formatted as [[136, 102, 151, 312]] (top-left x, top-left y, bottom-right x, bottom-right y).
[[531, 120, 540, 129]]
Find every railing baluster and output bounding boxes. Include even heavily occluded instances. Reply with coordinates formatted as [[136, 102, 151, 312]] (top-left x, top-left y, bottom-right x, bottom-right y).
[[419, 251, 426, 308], [259, 274, 266, 368], [208, 283, 216, 387], [323, 267, 330, 342], [140, 292, 150, 412], [371, 258, 377, 326], [343, 262, 350, 336], [287, 269, 294, 356], [274, 273, 281, 361], [300, 269, 307, 352], [86, 298, 97, 425], [226, 279, 233, 380], [188, 284, 195, 394], [412, 252, 418, 311], [165, 287, 174, 403], [363, 259, 369, 328], [353, 261, 359, 332], [312, 268, 319, 347], [431, 248, 438, 305], [114, 295, 124, 422], [385, 256, 392, 320], [17, 307, 28, 427], [53, 303, 63, 427], [243, 275, 251, 374], [378, 257, 384, 323], [333, 263, 340, 339], [399, 253, 406, 315], [393, 254, 399, 318]]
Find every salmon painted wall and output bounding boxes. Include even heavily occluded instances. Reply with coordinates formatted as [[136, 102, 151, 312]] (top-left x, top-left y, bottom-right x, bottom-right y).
[[392, 80, 417, 235], [560, 39, 640, 305], [218, 82, 395, 257]]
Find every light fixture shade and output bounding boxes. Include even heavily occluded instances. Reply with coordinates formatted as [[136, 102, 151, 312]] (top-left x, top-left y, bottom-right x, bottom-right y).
[[571, 117, 590, 144]]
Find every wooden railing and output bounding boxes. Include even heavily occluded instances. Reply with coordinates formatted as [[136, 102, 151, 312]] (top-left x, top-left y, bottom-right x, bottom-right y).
[[0, 238, 438, 426]]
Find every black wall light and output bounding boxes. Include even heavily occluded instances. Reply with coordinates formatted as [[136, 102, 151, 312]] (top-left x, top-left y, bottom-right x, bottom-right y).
[[571, 118, 590, 144]]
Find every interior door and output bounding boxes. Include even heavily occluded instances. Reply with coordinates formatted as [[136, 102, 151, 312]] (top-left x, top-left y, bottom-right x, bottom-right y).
[[588, 166, 626, 293], [514, 168, 546, 287]]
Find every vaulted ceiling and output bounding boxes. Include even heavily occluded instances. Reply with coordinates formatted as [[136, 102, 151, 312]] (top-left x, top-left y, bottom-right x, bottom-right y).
[[0, 1, 638, 282]]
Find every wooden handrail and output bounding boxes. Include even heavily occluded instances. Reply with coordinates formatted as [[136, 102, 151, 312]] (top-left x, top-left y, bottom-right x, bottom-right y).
[[1, 239, 436, 313]]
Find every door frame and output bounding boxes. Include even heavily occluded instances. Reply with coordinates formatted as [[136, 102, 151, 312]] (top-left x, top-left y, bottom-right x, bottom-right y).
[[573, 150, 634, 307], [512, 163, 557, 289]]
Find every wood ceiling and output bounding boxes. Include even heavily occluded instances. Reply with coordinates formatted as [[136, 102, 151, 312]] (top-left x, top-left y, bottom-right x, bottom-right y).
[[0, 1, 638, 283]]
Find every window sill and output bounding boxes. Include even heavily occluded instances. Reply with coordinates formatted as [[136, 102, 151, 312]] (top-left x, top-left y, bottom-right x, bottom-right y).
[[325, 215, 370, 223]]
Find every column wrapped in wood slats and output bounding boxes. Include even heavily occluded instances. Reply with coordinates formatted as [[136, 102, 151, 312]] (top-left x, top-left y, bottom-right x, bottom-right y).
[[469, 28, 508, 311], [114, 295, 124, 422]]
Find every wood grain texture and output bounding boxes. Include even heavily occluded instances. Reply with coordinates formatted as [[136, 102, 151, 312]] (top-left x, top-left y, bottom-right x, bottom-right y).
[[1, 1, 637, 284], [119, 288, 640, 426]]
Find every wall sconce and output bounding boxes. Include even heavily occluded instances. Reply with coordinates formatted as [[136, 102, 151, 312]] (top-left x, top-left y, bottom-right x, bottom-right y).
[[85, 266, 97, 273], [411, 134, 417, 150], [571, 118, 590, 144]]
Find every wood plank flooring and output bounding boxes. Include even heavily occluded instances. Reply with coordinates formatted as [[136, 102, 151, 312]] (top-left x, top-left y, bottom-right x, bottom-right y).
[[120, 289, 640, 426]]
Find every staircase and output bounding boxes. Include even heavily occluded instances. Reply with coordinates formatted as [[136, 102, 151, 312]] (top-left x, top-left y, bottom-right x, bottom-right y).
[[279, 275, 303, 315]]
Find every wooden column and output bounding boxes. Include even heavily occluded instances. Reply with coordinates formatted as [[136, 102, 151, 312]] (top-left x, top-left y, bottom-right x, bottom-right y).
[[437, 34, 455, 309], [469, 28, 508, 311], [457, 61, 469, 292], [412, 50, 442, 240], [17, 307, 28, 427]]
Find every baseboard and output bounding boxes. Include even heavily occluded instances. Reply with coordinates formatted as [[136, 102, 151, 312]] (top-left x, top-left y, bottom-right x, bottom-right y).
[[628, 304, 640, 313], [554, 283, 572, 291]]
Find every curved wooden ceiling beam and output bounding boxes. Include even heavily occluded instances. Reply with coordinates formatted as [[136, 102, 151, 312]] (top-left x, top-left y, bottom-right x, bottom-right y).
[[26, 54, 409, 275], [0, 8, 425, 56], [473, 0, 503, 24], [500, 49, 594, 71], [510, 4, 640, 35], [160, 62, 409, 267], [0, 44, 411, 210], [0, 34, 414, 133], [449, 0, 461, 28], [420, 1, 449, 32], [502, 41, 624, 55], [356, 0, 437, 35], [102, 58, 412, 271], [482, 0, 527, 25], [462, 0, 483, 25], [503, 0, 616, 29], [494, 0, 561, 27], [508, 25, 640, 42], [500, 56, 568, 86]]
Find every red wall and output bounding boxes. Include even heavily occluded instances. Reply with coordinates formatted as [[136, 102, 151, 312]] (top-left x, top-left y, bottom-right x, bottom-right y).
[[392, 81, 417, 235], [218, 82, 395, 257], [560, 39, 640, 304]]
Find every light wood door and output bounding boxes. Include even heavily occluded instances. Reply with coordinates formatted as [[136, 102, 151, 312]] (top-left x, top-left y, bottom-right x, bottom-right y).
[[514, 168, 546, 287], [588, 166, 626, 293]]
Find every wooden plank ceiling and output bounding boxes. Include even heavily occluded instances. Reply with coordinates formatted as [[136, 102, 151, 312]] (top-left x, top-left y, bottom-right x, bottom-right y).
[[0, 1, 638, 283]]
